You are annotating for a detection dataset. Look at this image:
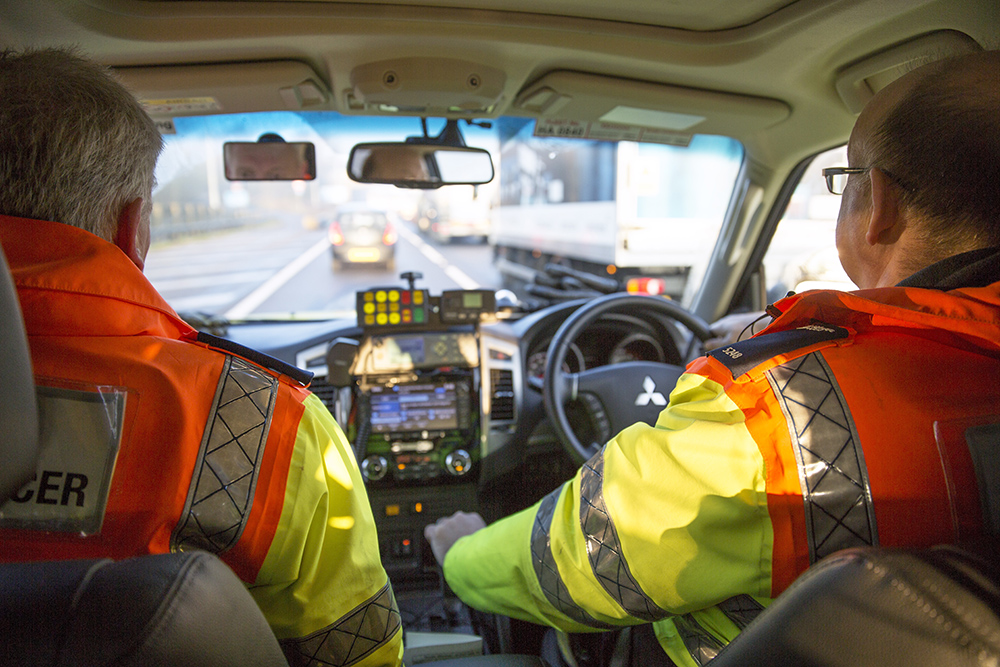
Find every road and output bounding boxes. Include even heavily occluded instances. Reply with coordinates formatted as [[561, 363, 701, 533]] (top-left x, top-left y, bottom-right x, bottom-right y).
[[144, 215, 502, 320]]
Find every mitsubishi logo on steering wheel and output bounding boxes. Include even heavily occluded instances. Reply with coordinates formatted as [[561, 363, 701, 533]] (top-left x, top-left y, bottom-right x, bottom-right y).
[[635, 376, 667, 407]]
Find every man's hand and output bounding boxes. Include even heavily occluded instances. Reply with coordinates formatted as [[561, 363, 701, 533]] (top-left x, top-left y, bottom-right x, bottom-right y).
[[423, 511, 487, 567], [705, 311, 767, 350]]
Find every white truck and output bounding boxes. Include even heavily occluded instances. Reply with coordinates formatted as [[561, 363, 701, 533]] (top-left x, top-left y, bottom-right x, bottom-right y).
[[491, 120, 744, 300]]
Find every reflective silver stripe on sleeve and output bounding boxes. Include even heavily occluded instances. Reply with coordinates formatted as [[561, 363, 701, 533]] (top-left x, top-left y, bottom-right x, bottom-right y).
[[673, 614, 726, 665], [717, 594, 765, 630], [579, 450, 670, 622], [766, 351, 878, 563], [281, 582, 402, 667], [171, 356, 278, 553], [671, 597, 763, 666], [531, 485, 614, 629]]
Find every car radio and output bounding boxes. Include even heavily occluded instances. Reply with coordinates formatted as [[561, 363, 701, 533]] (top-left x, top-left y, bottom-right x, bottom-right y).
[[352, 279, 488, 485], [359, 376, 476, 483]]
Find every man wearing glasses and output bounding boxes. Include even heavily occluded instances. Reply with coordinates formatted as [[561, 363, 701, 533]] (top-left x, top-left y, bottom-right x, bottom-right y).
[[426, 50, 1000, 666]]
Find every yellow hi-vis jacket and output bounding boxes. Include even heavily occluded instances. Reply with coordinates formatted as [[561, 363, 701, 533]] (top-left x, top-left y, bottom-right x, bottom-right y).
[[444, 252, 1000, 666]]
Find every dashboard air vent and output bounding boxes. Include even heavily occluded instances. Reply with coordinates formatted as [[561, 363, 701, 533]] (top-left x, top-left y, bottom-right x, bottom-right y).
[[309, 376, 337, 412], [489, 369, 515, 422]]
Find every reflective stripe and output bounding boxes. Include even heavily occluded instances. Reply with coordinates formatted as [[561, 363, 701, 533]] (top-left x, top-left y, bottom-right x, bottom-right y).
[[531, 485, 614, 629], [281, 582, 402, 667], [670, 596, 764, 666], [674, 614, 725, 665], [579, 451, 669, 622], [171, 356, 278, 553], [767, 351, 878, 563], [717, 594, 764, 630]]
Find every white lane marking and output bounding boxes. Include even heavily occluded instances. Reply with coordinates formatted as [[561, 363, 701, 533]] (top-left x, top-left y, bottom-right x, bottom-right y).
[[396, 225, 480, 289], [225, 237, 331, 319], [166, 291, 242, 311], [150, 269, 274, 291], [445, 265, 480, 290]]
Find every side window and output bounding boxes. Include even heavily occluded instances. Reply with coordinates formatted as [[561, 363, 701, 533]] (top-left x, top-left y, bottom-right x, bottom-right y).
[[763, 145, 856, 301]]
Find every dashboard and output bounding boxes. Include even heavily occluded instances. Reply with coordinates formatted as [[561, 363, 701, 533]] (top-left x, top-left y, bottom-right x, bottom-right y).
[[221, 285, 687, 594]]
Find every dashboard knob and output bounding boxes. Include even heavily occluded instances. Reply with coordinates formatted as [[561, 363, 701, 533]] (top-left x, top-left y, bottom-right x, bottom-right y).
[[444, 449, 472, 476], [361, 455, 388, 481]]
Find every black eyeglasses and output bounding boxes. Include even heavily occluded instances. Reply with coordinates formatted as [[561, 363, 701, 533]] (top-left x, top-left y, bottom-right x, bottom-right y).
[[822, 166, 870, 195], [822, 166, 912, 196]]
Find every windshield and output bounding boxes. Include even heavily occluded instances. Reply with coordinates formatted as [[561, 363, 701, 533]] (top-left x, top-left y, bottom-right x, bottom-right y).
[[145, 111, 744, 322]]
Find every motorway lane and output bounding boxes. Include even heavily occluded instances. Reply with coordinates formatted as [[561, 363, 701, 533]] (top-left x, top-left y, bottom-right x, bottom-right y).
[[145, 216, 502, 320]]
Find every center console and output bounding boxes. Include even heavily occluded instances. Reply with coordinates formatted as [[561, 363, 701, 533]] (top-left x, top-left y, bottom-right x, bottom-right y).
[[345, 281, 496, 588]]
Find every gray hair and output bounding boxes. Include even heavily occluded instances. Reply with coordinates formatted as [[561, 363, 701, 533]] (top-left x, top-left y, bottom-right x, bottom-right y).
[[0, 48, 162, 241]]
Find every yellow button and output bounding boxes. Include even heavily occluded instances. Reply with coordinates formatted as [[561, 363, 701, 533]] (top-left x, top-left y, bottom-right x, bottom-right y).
[[413, 291, 424, 305], [388, 290, 399, 302], [363, 302, 375, 314], [376, 313, 388, 325], [385, 504, 400, 517], [375, 290, 387, 303], [364, 315, 375, 325], [390, 302, 399, 312], [363, 292, 374, 302], [389, 313, 401, 325]]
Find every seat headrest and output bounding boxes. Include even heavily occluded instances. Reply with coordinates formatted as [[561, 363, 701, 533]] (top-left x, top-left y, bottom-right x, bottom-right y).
[[0, 243, 40, 502]]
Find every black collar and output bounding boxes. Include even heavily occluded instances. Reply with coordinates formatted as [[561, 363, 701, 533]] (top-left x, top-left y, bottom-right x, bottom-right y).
[[897, 246, 1000, 290]]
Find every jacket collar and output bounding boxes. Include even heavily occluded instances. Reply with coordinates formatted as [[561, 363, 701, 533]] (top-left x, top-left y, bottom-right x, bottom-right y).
[[0, 215, 195, 339], [769, 248, 1000, 357], [897, 246, 1000, 290]]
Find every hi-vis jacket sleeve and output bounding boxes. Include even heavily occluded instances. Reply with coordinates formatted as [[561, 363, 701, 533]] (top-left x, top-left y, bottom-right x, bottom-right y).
[[249, 394, 404, 667], [443, 370, 774, 633]]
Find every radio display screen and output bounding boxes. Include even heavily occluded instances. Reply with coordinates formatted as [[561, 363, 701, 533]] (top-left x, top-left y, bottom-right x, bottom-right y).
[[370, 381, 460, 433]]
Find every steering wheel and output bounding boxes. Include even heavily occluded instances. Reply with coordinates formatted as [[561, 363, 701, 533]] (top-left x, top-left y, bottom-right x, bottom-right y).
[[542, 292, 714, 464]]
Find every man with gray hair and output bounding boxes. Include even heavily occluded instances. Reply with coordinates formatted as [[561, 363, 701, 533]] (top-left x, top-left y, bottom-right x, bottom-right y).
[[0, 49, 403, 667]]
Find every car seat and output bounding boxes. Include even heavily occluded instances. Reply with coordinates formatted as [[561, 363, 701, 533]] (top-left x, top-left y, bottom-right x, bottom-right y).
[[709, 541, 1000, 667], [0, 242, 289, 667], [709, 414, 1000, 667]]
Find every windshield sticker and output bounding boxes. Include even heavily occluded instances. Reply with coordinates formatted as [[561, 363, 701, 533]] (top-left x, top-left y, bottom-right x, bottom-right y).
[[534, 119, 692, 146], [0, 385, 126, 535], [140, 97, 222, 115]]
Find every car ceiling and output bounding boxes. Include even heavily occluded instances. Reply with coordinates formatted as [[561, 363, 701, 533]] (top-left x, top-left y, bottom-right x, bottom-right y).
[[1, 0, 997, 170]]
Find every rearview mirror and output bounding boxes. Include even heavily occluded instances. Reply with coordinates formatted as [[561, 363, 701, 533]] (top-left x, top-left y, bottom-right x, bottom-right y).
[[223, 141, 316, 181], [348, 143, 494, 189]]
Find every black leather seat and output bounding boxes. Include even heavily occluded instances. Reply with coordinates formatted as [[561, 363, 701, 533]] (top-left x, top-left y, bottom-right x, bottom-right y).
[[710, 542, 1000, 667], [0, 553, 289, 667], [0, 243, 289, 667]]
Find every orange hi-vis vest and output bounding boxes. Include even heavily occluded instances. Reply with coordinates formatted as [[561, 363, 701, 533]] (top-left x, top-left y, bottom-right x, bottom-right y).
[[0, 216, 404, 667], [703, 282, 1000, 593], [0, 216, 306, 575]]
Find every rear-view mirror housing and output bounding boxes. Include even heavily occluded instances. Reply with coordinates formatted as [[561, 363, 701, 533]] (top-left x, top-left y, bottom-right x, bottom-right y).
[[348, 143, 494, 189]]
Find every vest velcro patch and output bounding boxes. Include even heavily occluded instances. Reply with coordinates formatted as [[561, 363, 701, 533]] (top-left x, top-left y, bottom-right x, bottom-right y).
[[708, 320, 849, 378]]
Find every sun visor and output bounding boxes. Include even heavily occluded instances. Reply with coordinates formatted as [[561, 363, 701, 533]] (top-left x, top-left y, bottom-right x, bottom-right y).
[[834, 31, 982, 115], [115, 61, 330, 130], [512, 71, 789, 142]]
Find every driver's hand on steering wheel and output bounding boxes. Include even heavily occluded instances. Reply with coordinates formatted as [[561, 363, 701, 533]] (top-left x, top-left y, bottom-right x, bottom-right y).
[[424, 511, 487, 567]]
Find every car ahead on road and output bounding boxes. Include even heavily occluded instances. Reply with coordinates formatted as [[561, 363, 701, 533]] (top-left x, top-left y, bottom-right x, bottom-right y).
[[328, 204, 398, 271], [1, 1, 998, 666]]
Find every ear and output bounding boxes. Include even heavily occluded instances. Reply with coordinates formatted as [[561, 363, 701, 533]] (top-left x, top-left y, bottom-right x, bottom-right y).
[[113, 198, 145, 271], [864, 168, 902, 246]]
